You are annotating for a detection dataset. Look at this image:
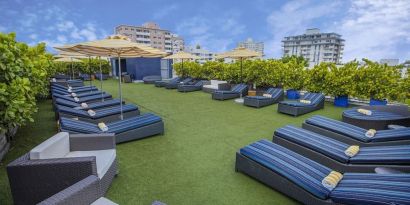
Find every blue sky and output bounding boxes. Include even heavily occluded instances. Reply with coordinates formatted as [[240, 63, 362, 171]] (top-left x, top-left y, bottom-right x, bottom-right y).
[[1, 0, 409, 62]]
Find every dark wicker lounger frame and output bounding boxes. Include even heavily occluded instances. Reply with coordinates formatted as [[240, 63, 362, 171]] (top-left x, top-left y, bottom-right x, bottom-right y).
[[243, 93, 284, 108], [60, 120, 164, 144], [212, 86, 248, 101], [57, 109, 140, 123], [235, 152, 336, 205], [177, 85, 202, 92], [7, 133, 118, 205], [278, 100, 325, 117], [272, 135, 410, 173], [302, 122, 410, 146], [342, 105, 410, 130]]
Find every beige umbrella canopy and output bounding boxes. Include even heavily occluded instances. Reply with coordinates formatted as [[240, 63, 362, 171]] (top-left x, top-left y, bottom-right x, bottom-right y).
[[55, 35, 167, 119], [163, 51, 199, 77], [53, 57, 83, 62], [217, 47, 261, 82]]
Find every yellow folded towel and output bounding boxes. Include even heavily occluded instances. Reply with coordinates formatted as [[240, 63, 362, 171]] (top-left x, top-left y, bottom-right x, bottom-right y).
[[74, 97, 80, 102], [263, 93, 272, 98], [365, 129, 377, 138], [322, 171, 343, 190], [357, 108, 372, 115], [344, 145, 360, 157], [81, 102, 88, 108], [98, 122, 108, 132], [87, 109, 96, 116], [300, 99, 311, 104]]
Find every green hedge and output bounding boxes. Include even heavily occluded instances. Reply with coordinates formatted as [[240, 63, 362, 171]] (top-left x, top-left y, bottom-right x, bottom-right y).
[[54, 58, 110, 76], [172, 56, 408, 103], [0, 32, 56, 134]]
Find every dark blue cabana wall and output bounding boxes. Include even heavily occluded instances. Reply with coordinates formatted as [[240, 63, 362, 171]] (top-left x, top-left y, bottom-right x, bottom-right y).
[[111, 57, 162, 80]]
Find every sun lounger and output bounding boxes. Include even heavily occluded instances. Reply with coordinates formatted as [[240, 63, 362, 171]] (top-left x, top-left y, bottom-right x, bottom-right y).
[[56, 104, 140, 123], [278, 92, 325, 116], [55, 98, 123, 110], [303, 115, 410, 146], [52, 90, 105, 98], [212, 84, 248, 100], [59, 113, 164, 143], [236, 139, 410, 205], [52, 93, 112, 104], [243, 88, 284, 108], [177, 80, 204, 92], [342, 105, 410, 130], [273, 125, 410, 172], [165, 77, 193, 89], [154, 77, 181, 87]]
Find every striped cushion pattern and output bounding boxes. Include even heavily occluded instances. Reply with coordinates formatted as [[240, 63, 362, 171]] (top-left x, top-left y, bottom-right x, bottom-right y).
[[350, 145, 410, 164], [240, 139, 332, 199], [73, 94, 112, 103], [55, 98, 81, 108], [275, 125, 350, 163], [302, 92, 325, 105], [51, 86, 97, 93], [330, 173, 410, 205], [280, 101, 312, 107], [306, 115, 410, 142], [343, 109, 405, 120], [266, 88, 283, 99], [60, 113, 162, 134], [215, 84, 247, 94], [55, 98, 121, 109], [57, 104, 138, 119], [306, 115, 369, 142]]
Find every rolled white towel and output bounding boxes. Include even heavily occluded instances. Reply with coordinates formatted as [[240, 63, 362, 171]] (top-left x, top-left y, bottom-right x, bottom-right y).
[[68, 86, 72, 90], [344, 145, 360, 157], [263, 94, 272, 98], [300, 99, 311, 104], [365, 129, 377, 138], [74, 97, 80, 102], [87, 109, 96, 116], [52, 78, 56, 82], [71, 93, 77, 97], [81, 102, 88, 108], [322, 171, 343, 191], [98, 122, 108, 132], [67, 88, 72, 92], [357, 108, 372, 116]]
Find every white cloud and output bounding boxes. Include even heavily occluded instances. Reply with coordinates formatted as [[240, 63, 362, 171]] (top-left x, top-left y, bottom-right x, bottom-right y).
[[265, 0, 342, 58], [57, 21, 75, 32], [176, 11, 246, 53], [29, 33, 38, 40], [336, 0, 410, 61]]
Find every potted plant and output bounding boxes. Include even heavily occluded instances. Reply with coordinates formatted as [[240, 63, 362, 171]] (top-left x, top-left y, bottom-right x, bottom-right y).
[[355, 59, 402, 105], [324, 61, 358, 107], [281, 57, 306, 99]]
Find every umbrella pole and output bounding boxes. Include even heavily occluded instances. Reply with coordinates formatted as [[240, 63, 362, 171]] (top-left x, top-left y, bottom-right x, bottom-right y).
[[118, 55, 123, 120], [99, 56, 104, 102]]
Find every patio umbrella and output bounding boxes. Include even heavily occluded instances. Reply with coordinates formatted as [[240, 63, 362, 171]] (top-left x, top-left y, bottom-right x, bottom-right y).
[[55, 35, 166, 119], [163, 51, 199, 77], [217, 47, 261, 82], [53, 57, 83, 80]]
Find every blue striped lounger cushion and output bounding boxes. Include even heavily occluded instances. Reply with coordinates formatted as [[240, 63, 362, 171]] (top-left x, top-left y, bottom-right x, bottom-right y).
[[275, 125, 410, 164], [215, 84, 247, 94], [280, 92, 324, 107], [343, 109, 404, 120], [54, 93, 112, 103], [55, 98, 121, 109], [240, 139, 332, 199], [57, 104, 138, 119], [246, 88, 282, 100], [330, 173, 410, 205], [60, 113, 162, 134], [306, 115, 410, 142]]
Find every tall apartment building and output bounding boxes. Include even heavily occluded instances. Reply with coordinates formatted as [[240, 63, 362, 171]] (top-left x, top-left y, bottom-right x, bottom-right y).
[[171, 34, 184, 53], [238, 38, 264, 56], [115, 22, 184, 54], [184, 45, 214, 64], [282, 28, 344, 67]]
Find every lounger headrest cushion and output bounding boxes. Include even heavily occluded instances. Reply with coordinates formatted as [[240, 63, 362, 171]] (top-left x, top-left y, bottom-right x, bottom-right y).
[[322, 171, 343, 191], [344, 145, 360, 157], [365, 129, 377, 138]]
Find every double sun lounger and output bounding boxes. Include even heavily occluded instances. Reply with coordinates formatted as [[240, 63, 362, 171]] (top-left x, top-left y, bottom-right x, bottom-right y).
[[243, 88, 284, 108], [236, 140, 410, 205], [278, 92, 325, 116], [55, 98, 123, 110], [165, 78, 193, 89], [212, 84, 249, 100], [155, 77, 181, 87], [177, 80, 204, 92]]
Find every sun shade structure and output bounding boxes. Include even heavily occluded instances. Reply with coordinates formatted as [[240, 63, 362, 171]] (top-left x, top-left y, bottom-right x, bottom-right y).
[[55, 35, 167, 119], [53, 57, 83, 80], [163, 51, 199, 77], [217, 47, 261, 82]]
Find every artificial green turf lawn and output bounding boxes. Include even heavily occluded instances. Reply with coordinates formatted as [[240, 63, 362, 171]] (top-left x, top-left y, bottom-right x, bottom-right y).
[[0, 79, 347, 205]]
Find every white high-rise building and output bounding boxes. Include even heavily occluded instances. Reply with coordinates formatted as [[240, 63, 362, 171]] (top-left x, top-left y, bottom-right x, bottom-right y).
[[238, 38, 264, 56], [282, 28, 345, 67], [115, 22, 184, 54], [171, 34, 184, 54], [184, 45, 214, 64]]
